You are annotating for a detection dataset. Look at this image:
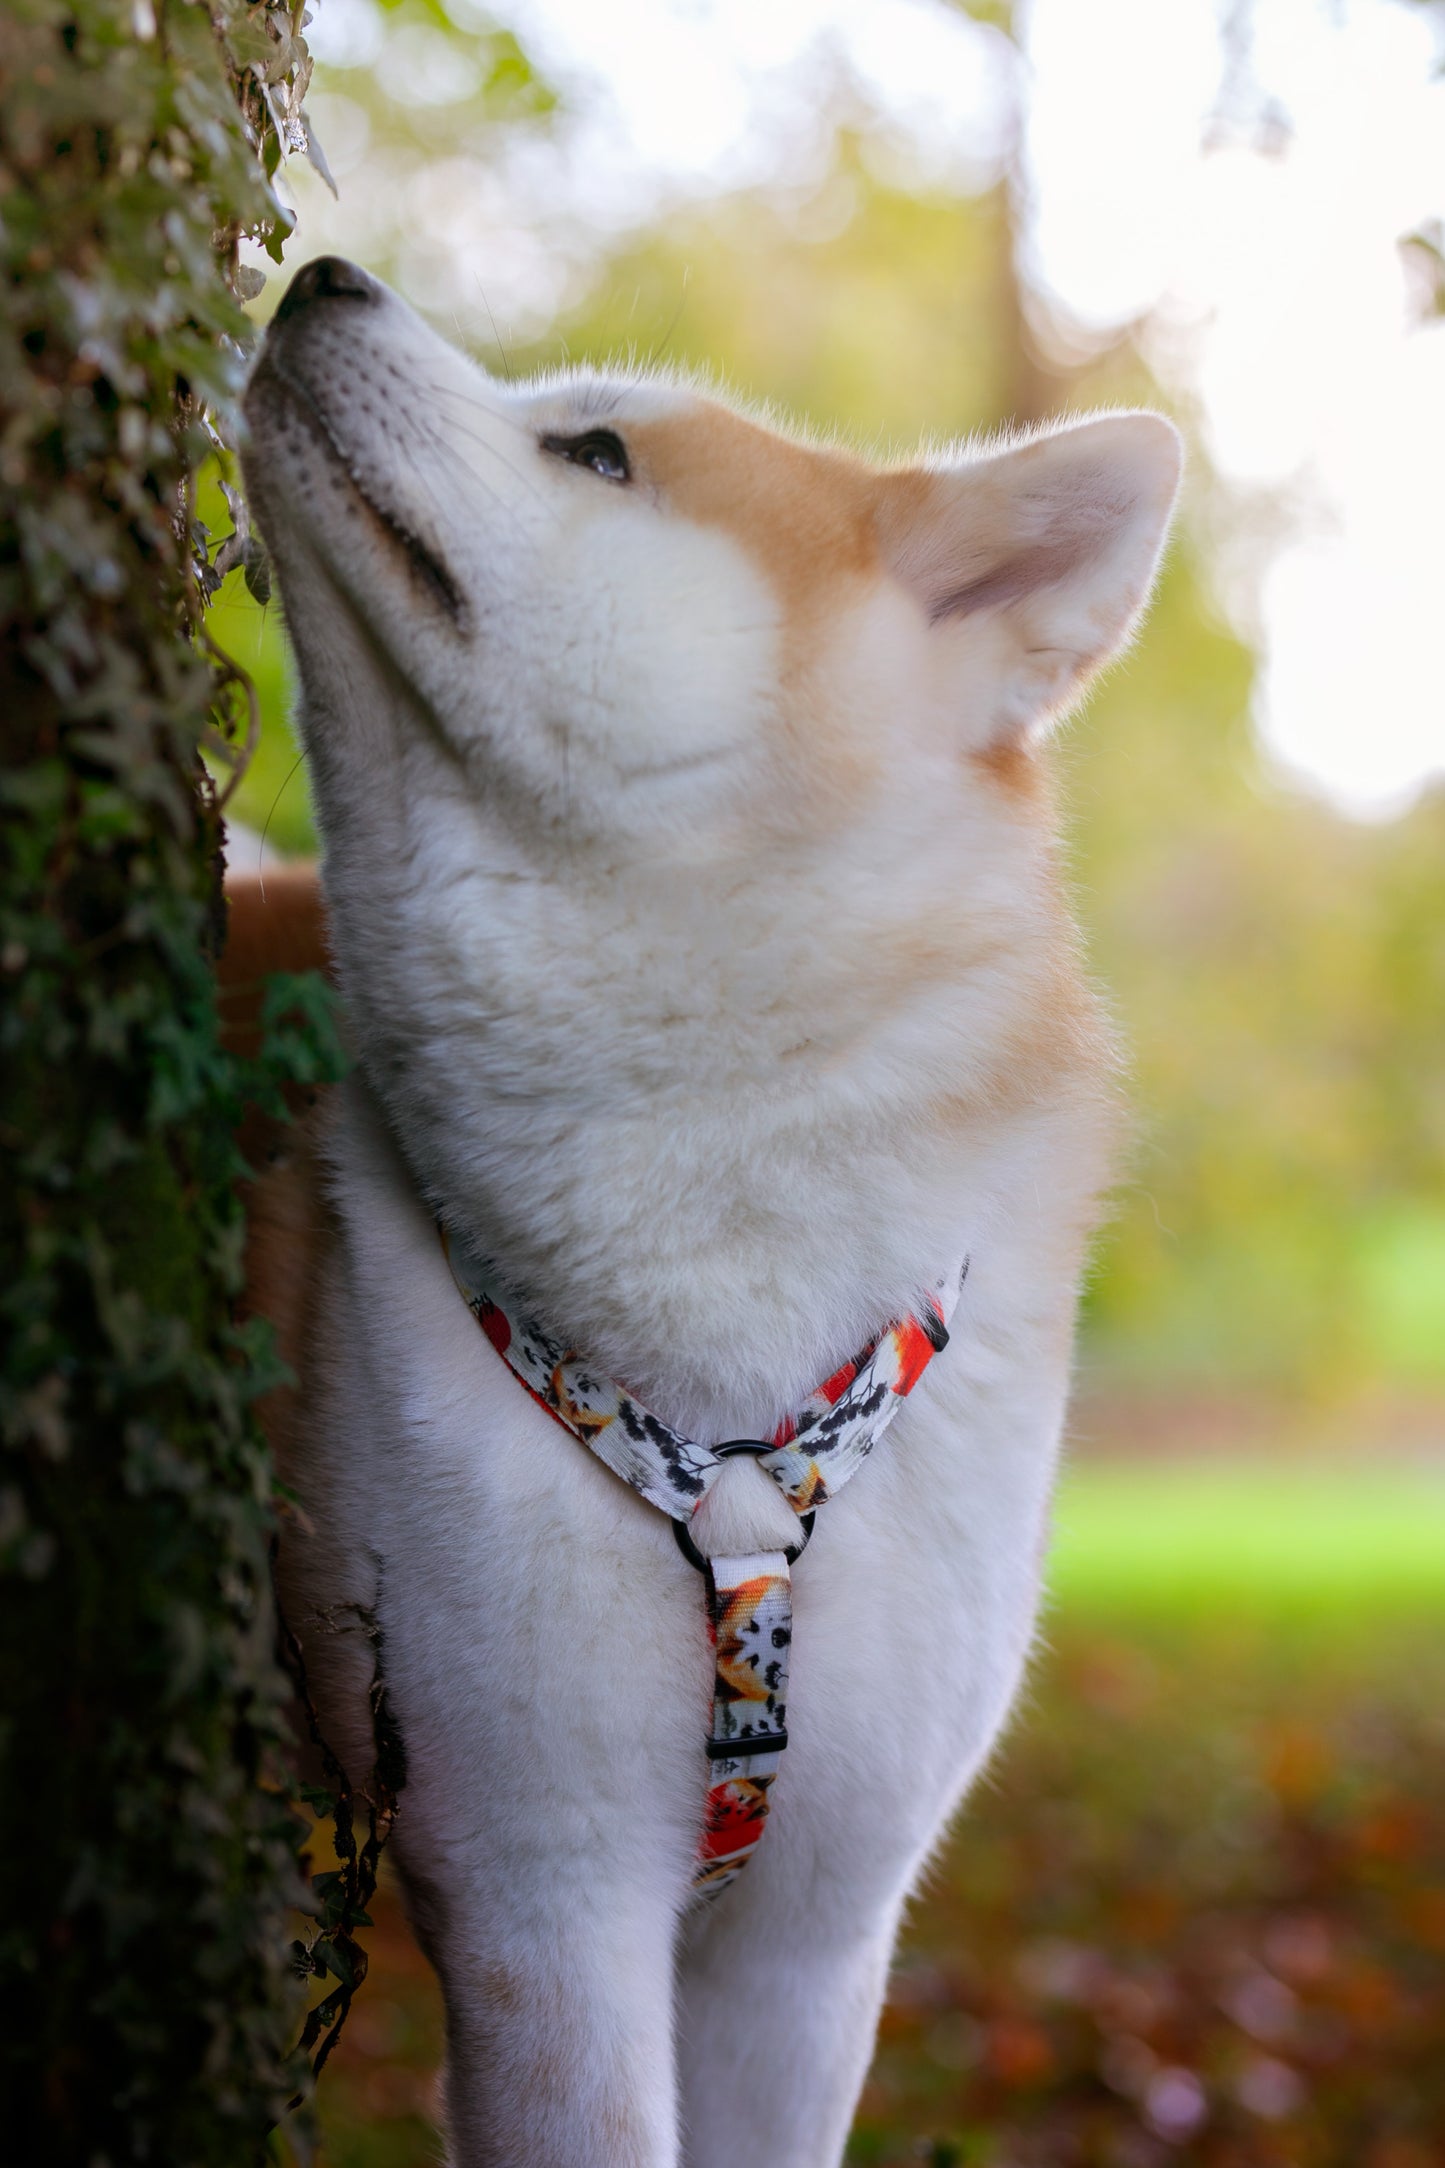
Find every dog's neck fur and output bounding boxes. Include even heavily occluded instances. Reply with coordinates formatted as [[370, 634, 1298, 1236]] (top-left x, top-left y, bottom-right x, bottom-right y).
[[320, 771, 1111, 1449]]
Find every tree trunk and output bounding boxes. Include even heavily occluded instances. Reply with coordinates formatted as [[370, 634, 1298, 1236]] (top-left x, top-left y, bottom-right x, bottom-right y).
[[0, 3, 315, 2156]]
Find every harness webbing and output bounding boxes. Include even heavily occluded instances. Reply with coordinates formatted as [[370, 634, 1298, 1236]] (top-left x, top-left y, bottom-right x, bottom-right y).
[[442, 1230, 966, 1897]]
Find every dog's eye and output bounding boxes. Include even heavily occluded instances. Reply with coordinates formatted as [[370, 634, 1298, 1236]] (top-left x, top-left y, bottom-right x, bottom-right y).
[[540, 429, 630, 484]]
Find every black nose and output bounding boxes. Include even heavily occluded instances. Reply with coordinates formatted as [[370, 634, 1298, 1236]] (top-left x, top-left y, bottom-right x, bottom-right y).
[[274, 255, 379, 323]]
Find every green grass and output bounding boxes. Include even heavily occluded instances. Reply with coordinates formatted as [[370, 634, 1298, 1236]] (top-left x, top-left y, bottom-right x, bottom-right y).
[[1049, 1461, 1445, 1617]]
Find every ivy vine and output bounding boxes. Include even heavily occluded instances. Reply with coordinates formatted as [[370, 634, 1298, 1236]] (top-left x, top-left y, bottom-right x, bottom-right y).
[[0, 3, 358, 2157]]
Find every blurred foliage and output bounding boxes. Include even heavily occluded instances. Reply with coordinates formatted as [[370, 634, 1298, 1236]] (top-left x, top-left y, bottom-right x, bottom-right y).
[[856, 1616, 1445, 2168], [0, 0, 350, 2156], [512, 137, 1034, 447], [253, 0, 559, 323], [208, 515, 317, 859], [225, 94, 1445, 1401], [279, 1599, 1445, 2168]]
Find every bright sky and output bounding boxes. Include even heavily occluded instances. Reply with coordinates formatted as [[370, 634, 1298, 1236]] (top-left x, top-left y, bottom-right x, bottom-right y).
[[300, 0, 1445, 817], [1024, 0, 1445, 816]]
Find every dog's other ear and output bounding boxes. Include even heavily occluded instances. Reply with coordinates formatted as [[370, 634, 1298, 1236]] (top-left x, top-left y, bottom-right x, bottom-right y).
[[877, 412, 1181, 745]]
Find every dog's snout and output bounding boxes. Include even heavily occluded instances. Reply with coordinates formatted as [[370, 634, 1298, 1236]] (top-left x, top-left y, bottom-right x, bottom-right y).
[[275, 255, 379, 323]]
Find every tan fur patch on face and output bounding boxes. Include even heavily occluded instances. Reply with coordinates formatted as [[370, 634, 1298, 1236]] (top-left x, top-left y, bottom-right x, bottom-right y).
[[624, 399, 898, 827], [625, 396, 1059, 835], [625, 400, 880, 641]]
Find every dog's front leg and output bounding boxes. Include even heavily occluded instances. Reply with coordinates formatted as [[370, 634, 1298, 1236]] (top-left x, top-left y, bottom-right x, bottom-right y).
[[396, 1834, 683, 2168], [315, 1112, 716, 2165], [676, 1867, 903, 2168], [380, 1533, 704, 2168]]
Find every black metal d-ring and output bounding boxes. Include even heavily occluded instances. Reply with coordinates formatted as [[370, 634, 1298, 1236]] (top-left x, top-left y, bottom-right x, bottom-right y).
[[671, 1439, 817, 1571], [671, 1507, 816, 1574]]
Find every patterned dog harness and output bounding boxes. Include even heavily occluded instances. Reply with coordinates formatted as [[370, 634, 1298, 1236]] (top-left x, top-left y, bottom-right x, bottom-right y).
[[443, 1231, 967, 1897]]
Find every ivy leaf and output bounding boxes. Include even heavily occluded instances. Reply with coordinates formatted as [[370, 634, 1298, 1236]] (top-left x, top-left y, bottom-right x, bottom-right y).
[[302, 111, 338, 199], [242, 536, 272, 607], [311, 1937, 355, 1990], [264, 202, 298, 264]]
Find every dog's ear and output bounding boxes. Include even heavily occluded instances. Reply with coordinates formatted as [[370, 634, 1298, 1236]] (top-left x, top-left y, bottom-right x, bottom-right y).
[[876, 412, 1181, 745]]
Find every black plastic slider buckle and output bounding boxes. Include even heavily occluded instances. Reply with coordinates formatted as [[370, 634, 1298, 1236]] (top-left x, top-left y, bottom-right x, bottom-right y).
[[672, 1440, 816, 1573], [704, 1728, 789, 1760]]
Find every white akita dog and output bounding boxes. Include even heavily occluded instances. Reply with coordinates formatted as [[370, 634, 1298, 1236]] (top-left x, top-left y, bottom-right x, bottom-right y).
[[236, 253, 1179, 2167]]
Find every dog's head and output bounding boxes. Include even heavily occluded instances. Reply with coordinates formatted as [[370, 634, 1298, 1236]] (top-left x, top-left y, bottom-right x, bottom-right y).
[[242, 257, 1178, 1240]]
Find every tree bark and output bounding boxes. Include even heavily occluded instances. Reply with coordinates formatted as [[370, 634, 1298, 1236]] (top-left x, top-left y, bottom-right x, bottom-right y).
[[0, 3, 315, 2155]]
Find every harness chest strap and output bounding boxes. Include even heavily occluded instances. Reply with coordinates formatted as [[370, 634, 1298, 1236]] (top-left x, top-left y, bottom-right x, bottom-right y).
[[442, 1230, 967, 1898]]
